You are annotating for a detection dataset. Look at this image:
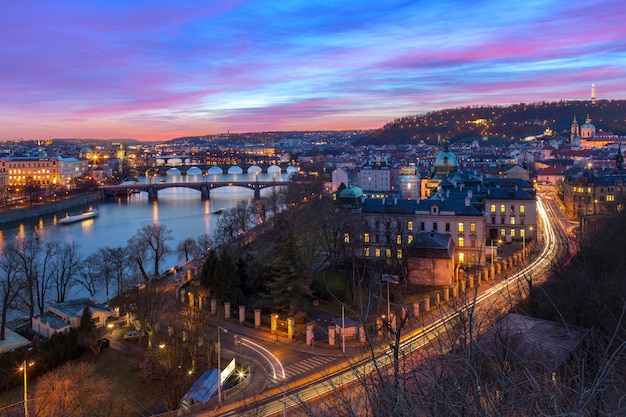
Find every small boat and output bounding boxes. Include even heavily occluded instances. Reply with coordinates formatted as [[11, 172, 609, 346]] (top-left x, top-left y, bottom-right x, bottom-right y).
[[211, 208, 226, 214], [59, 209, 99, 224]]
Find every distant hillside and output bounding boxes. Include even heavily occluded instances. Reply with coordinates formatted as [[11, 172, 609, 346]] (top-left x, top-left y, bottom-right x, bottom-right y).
[[360, 100, 626, 146]]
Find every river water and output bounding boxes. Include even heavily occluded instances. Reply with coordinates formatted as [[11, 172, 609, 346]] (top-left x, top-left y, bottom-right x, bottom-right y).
[[0, 172, 288, 302]]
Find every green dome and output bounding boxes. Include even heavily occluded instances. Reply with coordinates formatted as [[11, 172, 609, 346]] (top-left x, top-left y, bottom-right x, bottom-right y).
[[339, 186, 364, 199], [435, 150, 458, 168]]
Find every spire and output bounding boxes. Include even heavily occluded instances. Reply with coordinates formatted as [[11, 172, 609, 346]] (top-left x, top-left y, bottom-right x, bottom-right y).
[[591, 83, 596, 104], [616, 143, 624, 171]]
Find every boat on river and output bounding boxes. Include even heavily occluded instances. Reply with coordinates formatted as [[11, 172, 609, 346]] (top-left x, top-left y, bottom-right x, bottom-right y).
[[211, 208, 226, 214], [58, 209, 99, 225]]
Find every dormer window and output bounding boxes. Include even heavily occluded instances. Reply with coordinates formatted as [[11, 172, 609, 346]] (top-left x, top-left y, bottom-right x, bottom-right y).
[[431, 204, 439, 214]]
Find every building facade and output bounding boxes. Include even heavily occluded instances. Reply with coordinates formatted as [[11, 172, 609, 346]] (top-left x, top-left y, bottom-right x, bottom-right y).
[[0, 156, 88, 186]]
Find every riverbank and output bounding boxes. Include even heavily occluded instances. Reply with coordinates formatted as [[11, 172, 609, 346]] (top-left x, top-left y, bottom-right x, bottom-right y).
[[0, 191, 101, 226]]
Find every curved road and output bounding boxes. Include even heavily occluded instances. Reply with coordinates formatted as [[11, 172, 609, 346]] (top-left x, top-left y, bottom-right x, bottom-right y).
[[199, 194, 572, 417]]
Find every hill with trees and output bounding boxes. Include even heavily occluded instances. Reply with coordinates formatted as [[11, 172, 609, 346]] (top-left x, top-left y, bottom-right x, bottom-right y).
[[360, 99, 626, 146]]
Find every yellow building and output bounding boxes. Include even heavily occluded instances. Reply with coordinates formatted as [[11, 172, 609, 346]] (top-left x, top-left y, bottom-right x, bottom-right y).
[[0, 156, 88, 186]]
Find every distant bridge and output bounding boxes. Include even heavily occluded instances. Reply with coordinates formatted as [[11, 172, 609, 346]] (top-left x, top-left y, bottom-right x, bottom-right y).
[[100, 180, 287, 202]]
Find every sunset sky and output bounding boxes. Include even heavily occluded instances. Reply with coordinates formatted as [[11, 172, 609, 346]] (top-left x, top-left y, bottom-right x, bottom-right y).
[[2, 0, 626, 141]]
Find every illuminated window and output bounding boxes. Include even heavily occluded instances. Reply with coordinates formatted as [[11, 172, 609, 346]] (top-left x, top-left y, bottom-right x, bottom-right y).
[[396, 235, 402, 245], [458, 223, 464, 233], [490, 204, 496, 213], [385, 249, 392, 258], [365, 247, 370, 257], [397, 250, 402, 259], [510, 216, 515, 225], [407, 221, 413, 231], [520, 205, 525, 213], [375, 248, 381, 257], [458, 252, 465, 262], [364, 233, 370, 243], [607, 195, 615, 202], [500, 228, 506, 237], [500, 204, 505, 213], [510, 229, 516, 237], [343, 233, 350, 244], [458, 237, 465, 247], [407, 235, 413, 244], [520, 229, 525, 238]]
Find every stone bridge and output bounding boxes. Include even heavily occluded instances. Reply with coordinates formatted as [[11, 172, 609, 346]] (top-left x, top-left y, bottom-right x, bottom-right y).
[[100, 180, 286, 202]]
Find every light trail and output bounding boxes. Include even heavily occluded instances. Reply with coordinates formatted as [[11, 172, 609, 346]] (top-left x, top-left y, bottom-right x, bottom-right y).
[[240, 337, 286, 380]]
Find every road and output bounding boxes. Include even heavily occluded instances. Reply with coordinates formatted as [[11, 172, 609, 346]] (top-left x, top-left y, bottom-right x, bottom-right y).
[[197, 194, 573, 417]]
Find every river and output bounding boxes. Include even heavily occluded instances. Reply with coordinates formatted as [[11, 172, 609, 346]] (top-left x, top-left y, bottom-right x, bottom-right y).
[[0, 172, 289, 303]]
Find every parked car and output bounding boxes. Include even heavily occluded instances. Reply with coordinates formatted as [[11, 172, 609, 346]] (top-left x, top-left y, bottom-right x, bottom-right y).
[[123, 330, 145, 341], [98, 338, 110, 349]]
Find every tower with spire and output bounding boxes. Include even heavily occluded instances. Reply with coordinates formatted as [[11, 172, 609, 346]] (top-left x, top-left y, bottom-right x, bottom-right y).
[[616, 143, 624, 171], [570, 115, 580, 142], [591, 83, 596, 105]]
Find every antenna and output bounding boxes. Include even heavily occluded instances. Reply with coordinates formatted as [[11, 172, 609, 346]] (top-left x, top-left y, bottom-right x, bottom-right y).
[[591, 83, 596, 104]]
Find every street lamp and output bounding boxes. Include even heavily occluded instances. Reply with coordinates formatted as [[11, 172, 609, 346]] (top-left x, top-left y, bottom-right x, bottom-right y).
[[19, 360, 32, 417], [382, 274, 399, 325], [216, 326, 228, 406]]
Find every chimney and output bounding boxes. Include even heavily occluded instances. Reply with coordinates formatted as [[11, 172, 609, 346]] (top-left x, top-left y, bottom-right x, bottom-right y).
[[382, 197, 385, 205], [446, 189, 450, 198]]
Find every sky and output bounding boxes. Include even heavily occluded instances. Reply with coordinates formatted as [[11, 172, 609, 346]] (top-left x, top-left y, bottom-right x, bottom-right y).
[[1, 0, 626, 142]]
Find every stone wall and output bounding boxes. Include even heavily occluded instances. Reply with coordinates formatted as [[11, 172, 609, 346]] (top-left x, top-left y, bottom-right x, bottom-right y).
[[0, 192, 100, 226]]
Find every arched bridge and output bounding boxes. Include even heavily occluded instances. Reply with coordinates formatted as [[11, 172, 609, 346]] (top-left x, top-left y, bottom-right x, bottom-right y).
[[100, 180, 287, 202]]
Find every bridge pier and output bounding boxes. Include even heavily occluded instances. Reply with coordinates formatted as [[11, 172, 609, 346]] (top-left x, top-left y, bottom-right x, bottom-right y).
[[253, 184, 261, 199], [147, 187, 158, 202], [200, 184, 210, 201]]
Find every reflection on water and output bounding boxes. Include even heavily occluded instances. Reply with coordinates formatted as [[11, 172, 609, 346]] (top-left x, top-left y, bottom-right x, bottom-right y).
[[1, 172, 288, 268]]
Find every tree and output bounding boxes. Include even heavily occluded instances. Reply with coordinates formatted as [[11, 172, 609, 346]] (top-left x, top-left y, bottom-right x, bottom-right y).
[[264, 228, 312, 314], [128, 224, 173, 279], [126, 282, 169, 348], [34, 362, 114, 417], [10, 234, 41, 320], [199, 250, 243, 305], [176, 237, 199, 263], [0, 247, 24, 341], [50, 241, 82, 302]]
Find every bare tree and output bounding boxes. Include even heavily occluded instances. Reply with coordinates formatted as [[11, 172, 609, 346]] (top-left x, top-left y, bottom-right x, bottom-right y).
[[50, 241, 82, 302], [10, 234, 41, 319], [0, 247, 25, 340], [126, 282, 169, 348], [128, 224, 173, 279], [176, 237, 199, 264], [34, 362, 114, 417]]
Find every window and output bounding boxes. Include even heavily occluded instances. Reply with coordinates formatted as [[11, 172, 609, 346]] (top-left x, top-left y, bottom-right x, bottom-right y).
[[491, 216, 496, 224], [458, 252, 465, 262], [445, 222, 450, 232], [510, 216, 515, 225], [364, 233, 370, 243], [458, 223, 464, 233], [396, 234, 402, 245], [385, 248, 392, 258], [510, 229, 516, 237], [397, 249, 402, 259], [365, 247, 370, 257], [500, 204, 505, 213], [607, 195, 615, 202], [510, 205, 515, 213], [471, 237, 476, 247], [491, 204, 496, 213], [433, 222, 438, 231], [407, 220, 413, 231], [520, 205, 525, 213], [520, 229, 525, 238], [420, 222, 425, 231], [407, 235, 413, 244], [375, 220, 380, 229], [375, 248, 381, 257], [500, 228, 506, 237], [458, 237, 465, 247], [470, 223, 476, 233], [343, 233, 350, 243]]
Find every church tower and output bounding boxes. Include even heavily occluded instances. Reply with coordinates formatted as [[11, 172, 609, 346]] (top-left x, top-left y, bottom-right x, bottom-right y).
[[570, 115, 580, 142], [616, 143, 624, 171]]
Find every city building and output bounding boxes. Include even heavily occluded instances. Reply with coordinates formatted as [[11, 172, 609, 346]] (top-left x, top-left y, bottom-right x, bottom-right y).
[[0, 156, 88, 186], [31, 298, 116, 339]]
